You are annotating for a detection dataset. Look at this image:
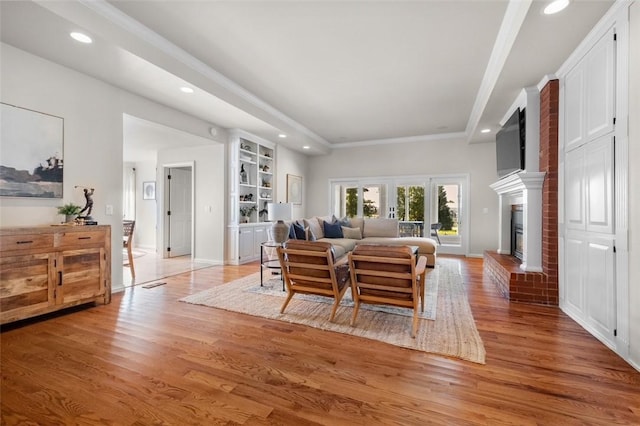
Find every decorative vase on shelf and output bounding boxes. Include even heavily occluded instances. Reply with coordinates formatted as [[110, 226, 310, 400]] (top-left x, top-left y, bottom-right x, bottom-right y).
[[65, 215, 77, 223]]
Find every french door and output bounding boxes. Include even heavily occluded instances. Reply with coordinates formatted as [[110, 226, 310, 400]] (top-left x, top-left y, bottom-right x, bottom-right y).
[[330, 175, 468, 255]]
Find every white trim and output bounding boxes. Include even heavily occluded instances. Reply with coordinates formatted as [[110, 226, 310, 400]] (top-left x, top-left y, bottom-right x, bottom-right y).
[[193, 259, 223, 266], [537, 74, 558, 92], [465, 0, 533, 142], [159, 161, 196, 260], [76, 0, 331, 148], [229, 128, 276, 150], [490, 172, 546, 272], [332, 132, 465, 149], [556, 1, 632, 77], [466, 253, 485, 259]]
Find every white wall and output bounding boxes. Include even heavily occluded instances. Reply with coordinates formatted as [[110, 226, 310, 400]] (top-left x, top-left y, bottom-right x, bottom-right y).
[[306, 137, 498, 256], [1, 43, 222, 291], [134, 161, 157, 250], [156, 145, 225, 263], [628, 0, 640, 370], [275, 145, 309, 220]]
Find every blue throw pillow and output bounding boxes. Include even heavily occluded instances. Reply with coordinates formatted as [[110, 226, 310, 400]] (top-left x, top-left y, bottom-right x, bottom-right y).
[[323, 220, 344, 238], [288, 224, 296, 240], [292, 221, 306, 240]]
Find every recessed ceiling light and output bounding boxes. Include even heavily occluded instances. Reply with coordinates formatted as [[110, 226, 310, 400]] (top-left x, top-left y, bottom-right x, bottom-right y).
[[544, 0, 570, 15], [481, 128, 491, 134], [278, 134, 287, 138], [302, 145, 310, 150], [70, 32, 92, 44], [180, 87, 194, 94]]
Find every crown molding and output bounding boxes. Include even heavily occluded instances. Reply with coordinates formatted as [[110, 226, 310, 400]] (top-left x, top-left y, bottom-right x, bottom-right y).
[[332, 132, 466, 150], [76, 0, 331, 148]]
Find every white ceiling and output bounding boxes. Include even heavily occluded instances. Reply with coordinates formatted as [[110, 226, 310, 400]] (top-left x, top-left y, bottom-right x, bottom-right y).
[[0, 0, 614, 155]]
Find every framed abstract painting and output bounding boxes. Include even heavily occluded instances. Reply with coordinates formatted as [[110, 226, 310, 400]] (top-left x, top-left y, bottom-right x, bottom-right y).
[[0, 103, 64, 198], [287, 174, 302, 205]]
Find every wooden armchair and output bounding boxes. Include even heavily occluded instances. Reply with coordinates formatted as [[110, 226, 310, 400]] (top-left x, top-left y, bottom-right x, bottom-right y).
[[348, 245, 427, 338], [277, 240, 350, 322], [123, 220, 136, 278]]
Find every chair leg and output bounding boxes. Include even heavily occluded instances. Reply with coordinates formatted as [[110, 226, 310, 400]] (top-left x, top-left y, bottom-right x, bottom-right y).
[[127, 247, 135, 278], [329, 300, 340, 322], [420, 272, 426, 312], [411, 307, 419, 338], [330, 285, 349, 322], [350, 301, 361, 327], [280, 291, 295, 314]]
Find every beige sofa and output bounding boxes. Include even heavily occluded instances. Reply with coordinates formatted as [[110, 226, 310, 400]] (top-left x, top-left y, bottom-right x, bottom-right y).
[[294, 216, 437, 268]]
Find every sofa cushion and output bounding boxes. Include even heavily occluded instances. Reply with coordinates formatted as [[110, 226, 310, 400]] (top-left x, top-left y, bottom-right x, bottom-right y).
[[323, 220, 344, 238], [342, 226, 362, 240], [363, 218, 399, 238], [303, 217, 323, 240], [349, 217, 364, 236], [317, 238, 356, 259], [356, 236, 437, 268], [306, 227, 317, 241], [292, 221, 306, 240]]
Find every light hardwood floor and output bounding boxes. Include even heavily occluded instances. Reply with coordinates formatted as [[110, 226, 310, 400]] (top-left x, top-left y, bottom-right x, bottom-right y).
[[1, 256, 639, 425], [122, 250, 214, 287]]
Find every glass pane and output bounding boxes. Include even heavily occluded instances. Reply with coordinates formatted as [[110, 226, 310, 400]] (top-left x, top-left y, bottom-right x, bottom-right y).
[[398, 185, 425, 236], [362, 185, 386, 218], [437, 184, 459, 235], [343, 186, 358, 218], [396, 186, 406, 220]]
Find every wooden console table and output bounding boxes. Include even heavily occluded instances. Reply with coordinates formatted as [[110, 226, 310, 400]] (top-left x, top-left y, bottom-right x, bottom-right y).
[[0, 225, 111, 325]]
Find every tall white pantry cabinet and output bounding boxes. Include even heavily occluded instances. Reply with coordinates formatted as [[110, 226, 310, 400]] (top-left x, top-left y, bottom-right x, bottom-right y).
[[227, 130, 276, 264]]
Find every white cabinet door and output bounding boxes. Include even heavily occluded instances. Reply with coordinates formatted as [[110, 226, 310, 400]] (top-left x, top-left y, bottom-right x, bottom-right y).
[[253, 226, 269, 257], [585, 28, 615, 141], [585, 136, 614, 234], [238, 227, 254, 261], [564, 66, 585, 151], [563, 28, 614, 151], [585, 236, 616, 346], [564, 148, 585, 230], [564, 235, 585, 315]]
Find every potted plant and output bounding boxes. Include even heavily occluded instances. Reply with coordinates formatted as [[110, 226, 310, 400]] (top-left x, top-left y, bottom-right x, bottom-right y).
[[57, 203, 82, 223], [239, 205, 257, 223]]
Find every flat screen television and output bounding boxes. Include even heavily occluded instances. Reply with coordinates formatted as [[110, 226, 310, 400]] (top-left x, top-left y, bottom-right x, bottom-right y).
[[496, 107, 525, 178]]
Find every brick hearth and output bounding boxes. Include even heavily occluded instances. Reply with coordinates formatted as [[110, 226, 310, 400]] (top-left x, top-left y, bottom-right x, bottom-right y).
[[484, 250, 557, 304]]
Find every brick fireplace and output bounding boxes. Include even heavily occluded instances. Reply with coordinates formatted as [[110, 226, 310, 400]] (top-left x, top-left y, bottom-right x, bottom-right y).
[[484, 80, 559, 305]]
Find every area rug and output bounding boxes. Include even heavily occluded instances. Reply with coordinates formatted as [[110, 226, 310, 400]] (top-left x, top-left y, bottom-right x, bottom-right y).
[[180, 258, 485, 364]]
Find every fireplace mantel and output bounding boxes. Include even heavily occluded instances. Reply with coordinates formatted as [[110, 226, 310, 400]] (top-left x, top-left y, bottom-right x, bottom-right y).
[[490, 171, 546, 272], [490, 172, 546, 196]]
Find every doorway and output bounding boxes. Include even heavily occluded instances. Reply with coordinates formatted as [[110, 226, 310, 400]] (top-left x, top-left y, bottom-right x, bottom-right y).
[[162, 163, 194, 259]]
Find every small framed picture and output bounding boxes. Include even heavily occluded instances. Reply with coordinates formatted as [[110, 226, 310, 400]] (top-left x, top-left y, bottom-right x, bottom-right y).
[[287, 174, 302, 205], [143, 181, 156, 200]]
